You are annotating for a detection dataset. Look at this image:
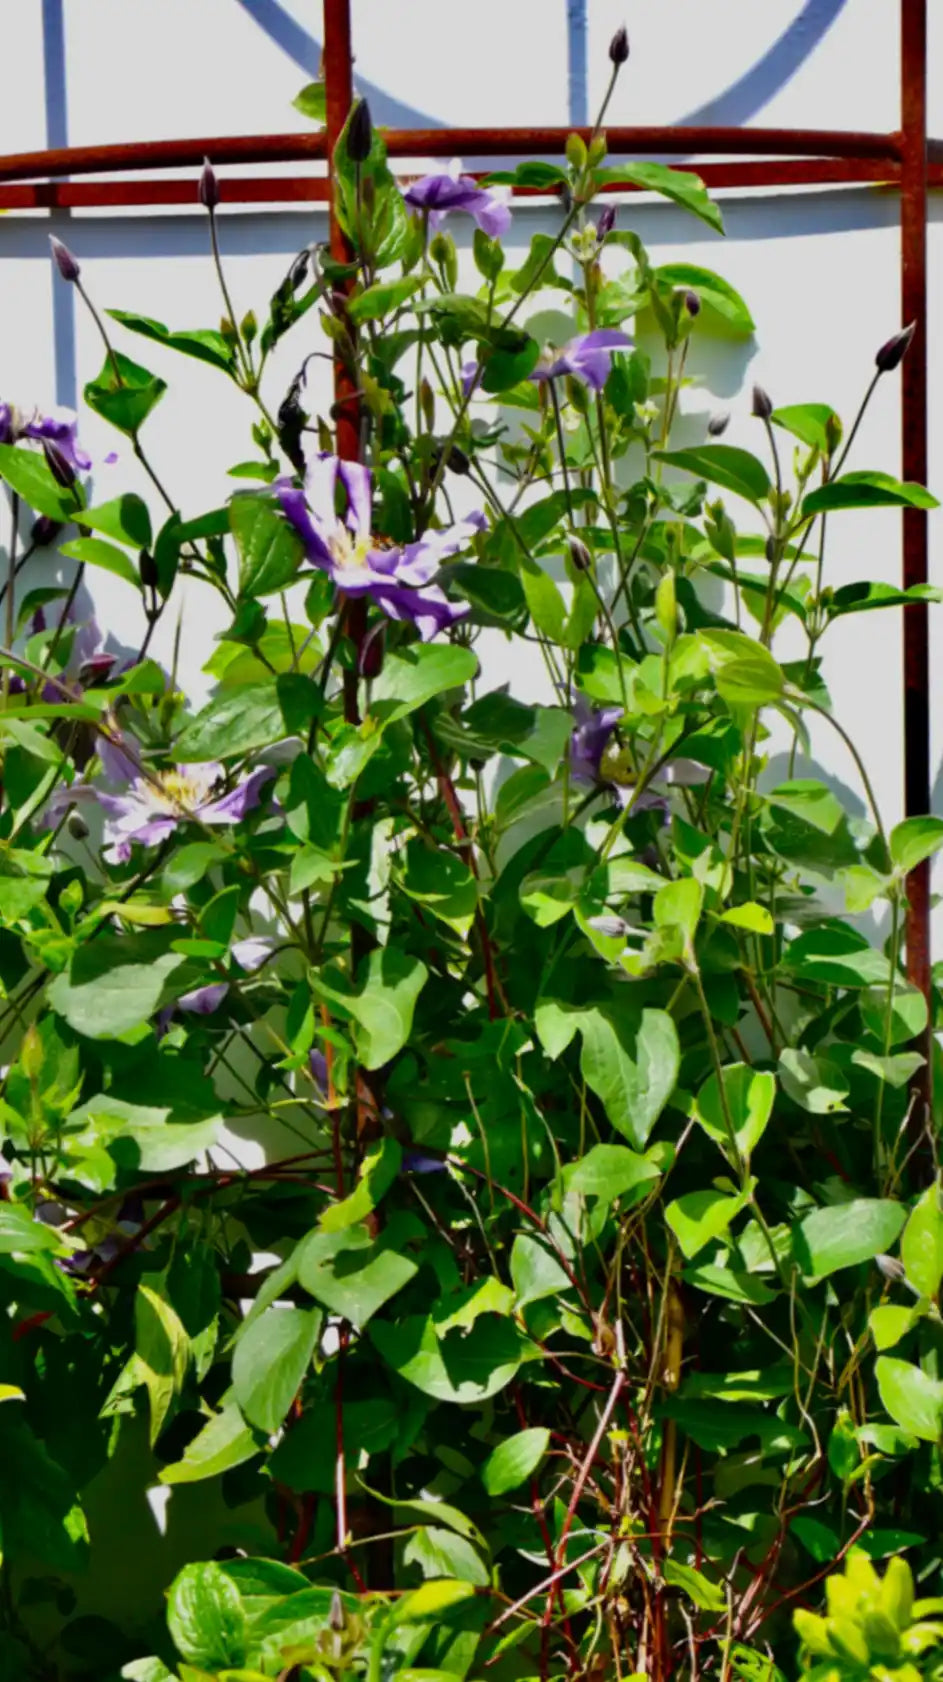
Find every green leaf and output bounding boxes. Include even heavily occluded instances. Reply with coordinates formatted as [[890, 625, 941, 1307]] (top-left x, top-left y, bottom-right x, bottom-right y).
[[666, 1188, 749, 1260], [84, 349, 167, 436], [719, 901, 774, 935], [700, 630, 784, 706], [481, 336, 541, 393], [793, 1199, 906, 1278], [802, 471, 939, 517], [67, 1090, 222, 1173], [901, 1182, 943, 1299], [0, 443, 83, 520], [653, 877, 703, 944], [160, 1403, 259, 1485], [80, 493, 152, 550], [480, 1428, 549, 1496], [771, 404, 840, 453], [0, 1205, 63, 1255], [231, 495, 304, 598], [297, 1220, 418, 1327], [231, 1307, 321, 1434], [875, 1356, 943, 1442], [654, 263, 753, 332], [400, 842, 477, 936], [370, 1314, 526, 1404], [778, 1048, 849, 1115], [348, 276, 423, 323], [890, 815, 943, 876], [59, 536, 140, 588], [346, 949, 428, 1070], [828, 580, 943, 617], [292, 80, 326, 124], [767, 779, 845, 835], [520, 560, 567, 640], [319, 1138, 402, 1232], [694, 1064, 774, 1159], [510, 1234, 572, 1306], [371, 643, 478, 727], [134, 1284, 189, 1446], [167, 1563, 247, 1671], [578, 1008, 679, 1148], [175, 682, 285, 760], [596, 161, 723, 233], [107, 309, 237, 374], [393, 1580, 477, 1622], [49, 935, 188, 1039], [663, 1560, 725, 1611], [870, 1304, 923, 1352], [652, 445, 770, 504], [562, 1143, 662, 1207]]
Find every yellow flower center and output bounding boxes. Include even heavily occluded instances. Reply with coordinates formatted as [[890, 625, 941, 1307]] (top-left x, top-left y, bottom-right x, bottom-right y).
[[328, 527, 371, 572], [154, 770, 213, 813], [599, 742, 636, 788]]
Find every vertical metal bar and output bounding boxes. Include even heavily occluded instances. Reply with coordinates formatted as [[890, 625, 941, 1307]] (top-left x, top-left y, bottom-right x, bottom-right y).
[[900, 0, 931, 1114], [322, 0, 360, 467]]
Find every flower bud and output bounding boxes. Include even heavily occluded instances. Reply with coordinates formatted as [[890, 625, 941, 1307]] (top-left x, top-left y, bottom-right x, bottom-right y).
[[684, 290, 700, 316], [567, 534, 592, 571], [21, 1024, 44, 1083], [597, 204, 616, 241], [241, 309, 258, 346], [752, 384, 773, 420], [346, 99, 373, 165], [446, 444, 471, 476], [875, 1253, 906, 1283], [199, 158, 220, 210], [31, 515, 62, 548], [609, 25, 630, 64], [41, 437, 76, 489], [329, 1589, 346, 1633], [359, 621, 385, 679], [707, 412, 730, 437], [764, 535, 777, 564], [49, 235, 80, 282], [139, 549, 158, 589], [875, 320, 916, 373], [420, 378, 436, 433], [67, 812, 90, 841]]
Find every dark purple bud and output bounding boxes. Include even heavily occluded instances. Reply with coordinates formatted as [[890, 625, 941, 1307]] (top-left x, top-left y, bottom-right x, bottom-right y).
[[67, 812, 90, 840], [764, 536, 777, 564], [49, 235, 80, 283], [31, 606, 47, 634], [597, 204, 616, 241], [359, 621, 385, 679], [346, 99, 373, 165], [446, 444, 471, 476], [875, 320, 916, 374], [41, 437, 76, 489], [609, 25, 630, 64], [289, 248, 311, 292], [684, 290, 700, 317], [199, 158, 220, 210], [402, 1149, 448, 1175], [752, 384, 773, 420], [31, 515, 62, 548], [139, 549, 158, 589], [707, 412, 730, 437], [567, 534, 592, 572]]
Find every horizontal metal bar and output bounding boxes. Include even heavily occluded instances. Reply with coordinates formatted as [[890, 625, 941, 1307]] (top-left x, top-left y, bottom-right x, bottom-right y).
[[0, 125, 906, 187], [0, 157, 923, 213]]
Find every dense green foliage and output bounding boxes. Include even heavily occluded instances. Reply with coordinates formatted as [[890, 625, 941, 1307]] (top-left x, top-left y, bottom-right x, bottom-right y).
[[1, 45, 943, 1682]]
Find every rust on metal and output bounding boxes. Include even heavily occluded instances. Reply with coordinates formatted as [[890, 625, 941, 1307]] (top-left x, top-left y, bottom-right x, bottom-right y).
[[900, 0, 932, 1104]]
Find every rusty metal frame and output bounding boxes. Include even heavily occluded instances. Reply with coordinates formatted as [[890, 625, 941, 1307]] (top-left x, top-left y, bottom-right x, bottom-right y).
[[0, 1, 932, 1036]]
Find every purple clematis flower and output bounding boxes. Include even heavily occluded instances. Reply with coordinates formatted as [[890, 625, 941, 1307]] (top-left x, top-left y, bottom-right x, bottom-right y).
[[0, 401, 92, 476], [403, 159, 511, 238], [569, 699, 708, 812], [94, 757, 275, 864], [278, 452, 483, 642], [531, 329, 632, 394]]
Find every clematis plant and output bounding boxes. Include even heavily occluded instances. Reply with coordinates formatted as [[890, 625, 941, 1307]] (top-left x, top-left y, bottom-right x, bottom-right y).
[[1, 27, 943, 1682]]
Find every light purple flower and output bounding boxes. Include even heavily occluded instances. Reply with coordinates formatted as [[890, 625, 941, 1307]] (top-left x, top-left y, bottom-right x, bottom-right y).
[[0, 401, 91, 475], [95, 759, 275, 863], [403, 160, 512, 238], [232, 935, 273, 972], [177, 982, 229, 1015], [277, 452, 483, 642], [569, 698, 623, 786], [531, 329, 632, 394]]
